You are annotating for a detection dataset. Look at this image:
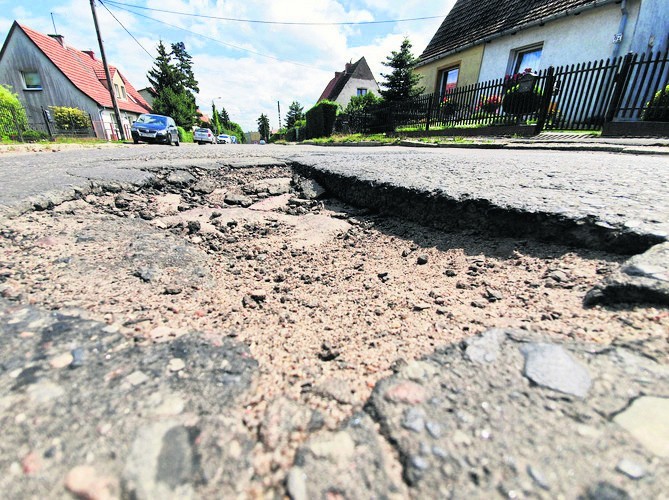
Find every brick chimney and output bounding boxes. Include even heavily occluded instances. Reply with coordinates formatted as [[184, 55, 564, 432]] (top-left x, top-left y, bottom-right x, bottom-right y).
[[48, 34, 65, 47], [83, 50, 96, 60]]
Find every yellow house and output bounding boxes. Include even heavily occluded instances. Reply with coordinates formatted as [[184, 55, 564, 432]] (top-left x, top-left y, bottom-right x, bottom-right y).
[[415, 45, 484, 95]]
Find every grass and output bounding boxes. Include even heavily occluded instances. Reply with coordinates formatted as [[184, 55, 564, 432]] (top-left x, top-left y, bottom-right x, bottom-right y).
[[306, 133, 400, 145], [1, 136, 113, 146]]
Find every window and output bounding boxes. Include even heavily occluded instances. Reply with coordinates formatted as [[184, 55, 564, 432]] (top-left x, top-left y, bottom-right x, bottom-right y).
[[512, 44, 543, 74], [114, 84, 120, 98], [21, 71, 42, 90], [121, 87, 127, 99], [438, 66, 459, 96], [357, 88, 368, 96]]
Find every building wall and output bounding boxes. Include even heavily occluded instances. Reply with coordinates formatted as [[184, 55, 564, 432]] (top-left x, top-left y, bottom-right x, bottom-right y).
[[477, 1, 643, 82], [0, 27, 101, 121], [0, 27, 143, 139], [628, 0, 669, 54], [335, 77, 380, 107], [415, 45, 485, 94]]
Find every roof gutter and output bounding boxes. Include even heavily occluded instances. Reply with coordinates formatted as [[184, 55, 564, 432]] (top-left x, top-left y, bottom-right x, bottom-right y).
[[416, 0, 619, 68]]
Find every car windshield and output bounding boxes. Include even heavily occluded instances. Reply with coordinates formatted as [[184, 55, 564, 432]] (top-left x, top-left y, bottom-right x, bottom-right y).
[[136, 114, 167, 126], [197, 128, 210, 132]]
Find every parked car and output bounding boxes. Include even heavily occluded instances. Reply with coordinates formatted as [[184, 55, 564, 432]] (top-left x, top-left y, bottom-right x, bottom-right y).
[[217, 134, 231, 144], [130, 114, 179, 146], [194, 128, 216, 144]]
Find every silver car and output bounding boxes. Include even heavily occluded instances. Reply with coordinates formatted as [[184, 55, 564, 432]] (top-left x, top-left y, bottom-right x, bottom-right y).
[[194, 128, 216, 145]]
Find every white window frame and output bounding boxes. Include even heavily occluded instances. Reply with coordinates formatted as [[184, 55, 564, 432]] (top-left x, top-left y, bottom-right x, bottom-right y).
[[509, 43, 544, 75], [21, 70, 42, 90], [356, 88, 368, 96]]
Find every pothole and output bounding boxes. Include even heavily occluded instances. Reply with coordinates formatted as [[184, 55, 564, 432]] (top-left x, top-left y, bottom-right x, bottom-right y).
[[0, 163, 666, 496]]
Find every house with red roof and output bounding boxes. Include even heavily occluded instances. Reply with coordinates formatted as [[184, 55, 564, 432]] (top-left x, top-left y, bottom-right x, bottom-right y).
[[318, 57, 379, 108], [0, 21, 152, 140]]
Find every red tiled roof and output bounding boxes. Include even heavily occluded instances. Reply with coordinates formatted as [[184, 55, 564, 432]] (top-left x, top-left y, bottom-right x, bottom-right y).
[[418, 0, 617, 64], [18, 23, 151, 114]]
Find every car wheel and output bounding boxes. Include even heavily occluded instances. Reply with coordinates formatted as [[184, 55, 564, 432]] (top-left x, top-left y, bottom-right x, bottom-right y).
[[175, 136, 180, 146], [133, 138, 139, 144]]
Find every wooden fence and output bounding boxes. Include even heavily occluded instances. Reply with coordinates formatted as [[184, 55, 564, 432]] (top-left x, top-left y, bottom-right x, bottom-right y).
[[337, 50, 669, 135]]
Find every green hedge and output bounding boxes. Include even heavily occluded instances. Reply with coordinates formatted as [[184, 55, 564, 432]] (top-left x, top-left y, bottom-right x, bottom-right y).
[[305, 100, 338, 139], [0, 84, 28, 140], [177, 126, 193, 143], [50, 106, 91, 129]]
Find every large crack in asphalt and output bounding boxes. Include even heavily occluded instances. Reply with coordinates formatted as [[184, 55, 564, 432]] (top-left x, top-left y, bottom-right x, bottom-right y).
[[0, 160, 667, 498]]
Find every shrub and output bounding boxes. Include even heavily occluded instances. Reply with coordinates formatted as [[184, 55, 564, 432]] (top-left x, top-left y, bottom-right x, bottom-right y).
[[642, 84, 669, 122], [50, 106, 91, 130], [22, 129, 49, 142], [177, 126, 193, 143], [305, 100, 339, 139], [0, 84, 29, 136]]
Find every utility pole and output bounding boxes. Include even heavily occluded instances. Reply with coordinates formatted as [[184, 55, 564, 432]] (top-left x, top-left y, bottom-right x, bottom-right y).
[[90, 0, 126, 140], [277, 101, 281, 135]]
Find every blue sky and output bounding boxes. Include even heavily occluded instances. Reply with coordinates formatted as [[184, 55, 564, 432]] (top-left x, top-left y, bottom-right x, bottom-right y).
[[0, 0, 454, 131]]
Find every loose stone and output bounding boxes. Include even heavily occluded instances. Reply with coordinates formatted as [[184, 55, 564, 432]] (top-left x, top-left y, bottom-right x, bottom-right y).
[[520, 343, 592, 398]]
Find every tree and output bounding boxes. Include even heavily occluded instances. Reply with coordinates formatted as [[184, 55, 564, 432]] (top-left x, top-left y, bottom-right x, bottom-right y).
[[284, 101, 304, 129], [146, 41, 199, 128], [211, 101, 221, 135], [343, 92, 381, 115], [257, 113, 270, 141], [218, 106, 230, 127], [379, 38, 424, 104], [147, 41, 176, 92], [171, 42, 199, 94]]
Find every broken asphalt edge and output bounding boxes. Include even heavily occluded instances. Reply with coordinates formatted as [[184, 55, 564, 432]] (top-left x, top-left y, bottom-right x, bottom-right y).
[[289, 161, 665, 256]]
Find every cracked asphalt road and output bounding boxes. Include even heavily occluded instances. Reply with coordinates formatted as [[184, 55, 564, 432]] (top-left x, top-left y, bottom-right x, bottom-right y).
[[0, 143, 667, 498]]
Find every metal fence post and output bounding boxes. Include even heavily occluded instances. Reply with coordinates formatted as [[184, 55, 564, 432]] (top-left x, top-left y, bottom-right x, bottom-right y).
[[535, 66, 556, 133], [605, 52, 634, 123], [41, 107, 53, 138], [425, 93, 434, 132]]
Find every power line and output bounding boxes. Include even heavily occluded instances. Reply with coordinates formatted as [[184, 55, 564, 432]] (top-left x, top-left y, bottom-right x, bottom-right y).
[[103, 0, 445, 26], [98, 0, 153, 59], [103, 0, 330, 71]]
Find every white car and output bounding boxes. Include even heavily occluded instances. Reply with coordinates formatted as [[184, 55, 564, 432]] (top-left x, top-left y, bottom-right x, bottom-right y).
[[194, 128, 216, 145], [217, 134, 231, 144]]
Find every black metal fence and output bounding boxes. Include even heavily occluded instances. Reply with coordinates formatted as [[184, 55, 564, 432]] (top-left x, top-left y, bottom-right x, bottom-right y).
[[0, 103, 97, 142], [337, 49, 669, 135], [609, 51, 669, 122]]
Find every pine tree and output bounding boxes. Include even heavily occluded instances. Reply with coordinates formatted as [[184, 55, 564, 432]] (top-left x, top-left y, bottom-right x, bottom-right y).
[[171, 42, 199, 94], [218, 106, 230, 127], [146, 41, 199, 128], [379, 38, 424, 104], [147, 41, 176, 92], [284, 101, 304, 128], [257, 113, 270, 141]]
